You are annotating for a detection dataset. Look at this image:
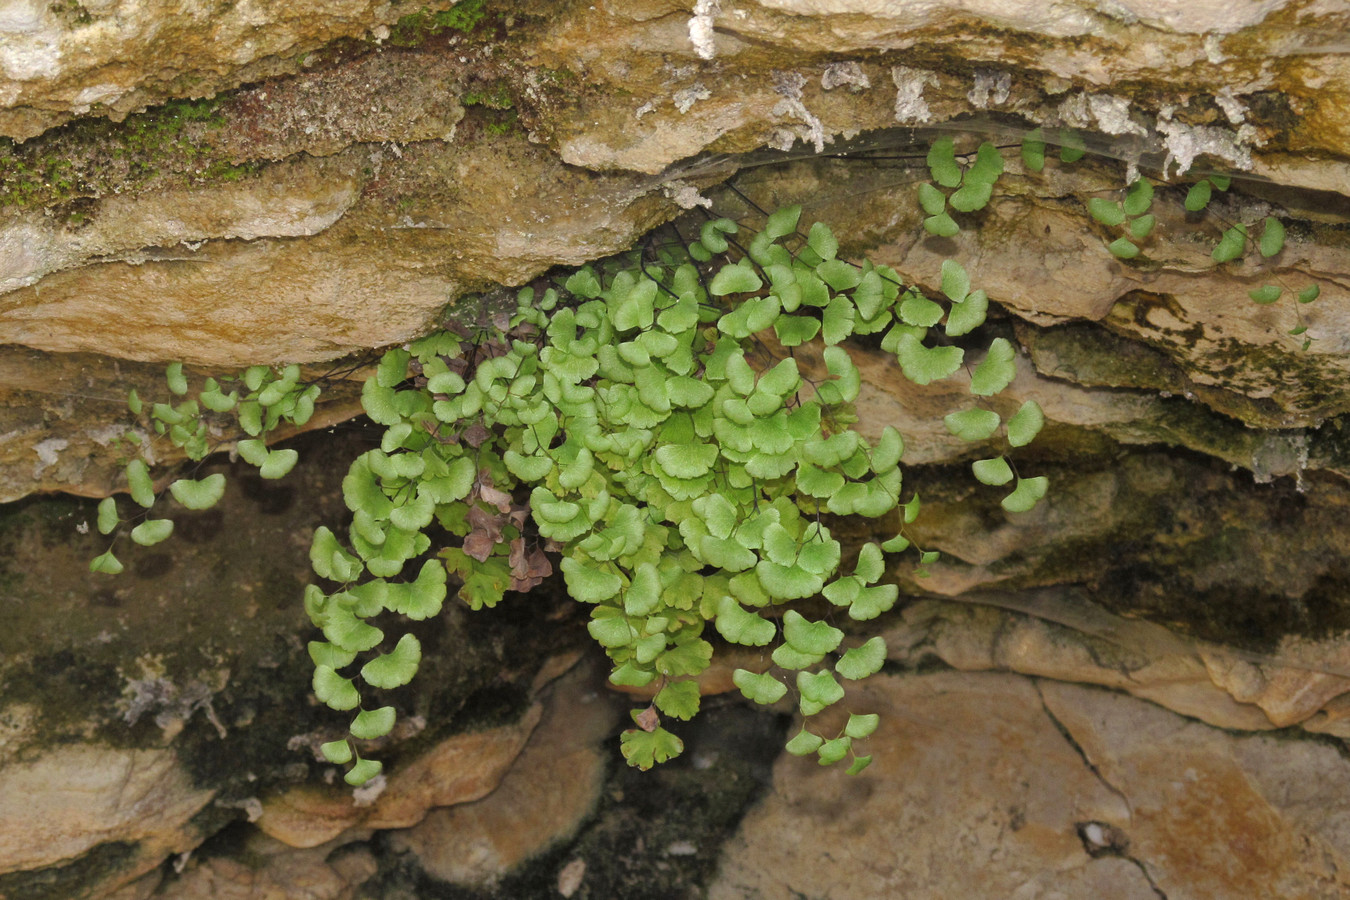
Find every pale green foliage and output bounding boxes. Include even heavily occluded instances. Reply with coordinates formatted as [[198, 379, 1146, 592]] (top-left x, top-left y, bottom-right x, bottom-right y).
[[302, 202, 1047, 782], [1081, 159, 1314, 342], [1212, 224, 1248, 263], [1088, 179, 1154, 259], [90, 361, 322, 576], [920, 138, 1005, 235]]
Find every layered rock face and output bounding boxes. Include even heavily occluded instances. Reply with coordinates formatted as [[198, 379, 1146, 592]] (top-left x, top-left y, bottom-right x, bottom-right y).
[[3, 1, 1350, 898]]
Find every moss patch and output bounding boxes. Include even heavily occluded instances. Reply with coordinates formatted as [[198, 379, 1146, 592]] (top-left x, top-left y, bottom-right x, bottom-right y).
[[388, 0, 490, 47], [0, 96, 262, 210]]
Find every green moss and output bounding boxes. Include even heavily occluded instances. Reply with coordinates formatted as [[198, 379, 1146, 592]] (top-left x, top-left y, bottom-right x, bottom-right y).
[[462, 84, 514, 111], [114, 97, 226, 177], [389, 0, 489, 47], [199, 159, 263, 182], [484, 109, 520, 136], [461, 81, 519, 135], [0, 94, 261, 210]]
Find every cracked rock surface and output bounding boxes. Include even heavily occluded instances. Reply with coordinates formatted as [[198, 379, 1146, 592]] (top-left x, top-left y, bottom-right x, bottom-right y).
[[709, 671, 1350, 900]]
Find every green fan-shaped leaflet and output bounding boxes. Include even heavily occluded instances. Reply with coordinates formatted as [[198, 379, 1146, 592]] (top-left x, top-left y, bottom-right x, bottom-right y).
[[351, 706, 397, 740], [1212, 225, 1248, 263], [845, 713, 880, 739], [131, 519, 174, 547], [966, 142, 1004, 185], [836, 636, 887, 680], [655, 680, 700, 720], [89, 550, 124, 574], [918, 182, 946, 216], [1123, 179, 1153, 217], [1259, 217, 1285, 258], [972, 457, 1014, 486], [785, 728, 824, 756], [620, 726, 683, 770], [308, 640, 356, 669], [924, 213, 959, 237], [1249, 285, 1282, 304], [345, 759, 383, 786], [818, 736, 852, 764], [313, 666, 360, 711], [1088, 198, 1125, 224], [896, 334, 963, 385], [169, 474, 226, 510], [561, 557, 623, 603], [950, 180, 992, 213], [797, 669, 845, 716], [847, 584, 898, 621], [899, 293, 943, 328], [733, 669, 788, 705], [945, 289, 988, 337], [969, 338, 1016, 396], [714, 595, 776, 646], [764, 205, 802, 240], [944, 408, 1000, 441], [260, 448, 299, 480], [321, 740, 352, 764], [940, 259, 969, 302], [125, 459, 155, 509], [807, 222, 839, 261], [361, 633, 422, 689], [166, 362, 188, 396], [1002, 476, 1049, 513], [781, 610, 843, 656], [1108, 238, 1140, 259], [1129, 215, 1156, 240], [1185, 180, 1212, 211], [96, 497, 119, 535], [927, 137, 961, 188], [709, 263, 763, 296]]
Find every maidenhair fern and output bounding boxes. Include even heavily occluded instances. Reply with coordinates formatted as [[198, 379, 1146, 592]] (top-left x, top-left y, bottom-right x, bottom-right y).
[[303, 204, 1046, 783], [90, 129, 1333, 792], [91, 363, 320, 573]]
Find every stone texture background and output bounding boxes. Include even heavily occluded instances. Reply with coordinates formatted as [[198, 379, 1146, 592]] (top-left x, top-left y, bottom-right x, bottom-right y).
[[2, 0, 1350, 897]]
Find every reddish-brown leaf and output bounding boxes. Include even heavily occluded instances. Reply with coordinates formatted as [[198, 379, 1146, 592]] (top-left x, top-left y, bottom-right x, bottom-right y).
[[465, 505, 504, 541], [463, 530, 496, 562], [634, 705, 660, 733], [462, 423, 490, 448]]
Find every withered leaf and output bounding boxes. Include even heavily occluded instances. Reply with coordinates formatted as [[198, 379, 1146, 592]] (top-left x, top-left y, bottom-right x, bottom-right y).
[[462, 423, 490, 448], [508, 538, 552, 592], [463, 530, 497, 562], [465, 504, 504, 541], [476, 470, 512, 512], [635, 705, 660, 733]]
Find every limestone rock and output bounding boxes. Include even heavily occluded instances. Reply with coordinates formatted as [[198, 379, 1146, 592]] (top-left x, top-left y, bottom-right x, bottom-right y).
[[710, 671, 1350, 899], [709, 672, 1153, 900], [888, 592, 1350, 736], [0, 0, 448, 140], [390, 662, 621, 886], [1041, 679, 1350, 898], [155, 836, 377, 900], [0, 746, 213, 895], [0, 136, 676, 367]]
